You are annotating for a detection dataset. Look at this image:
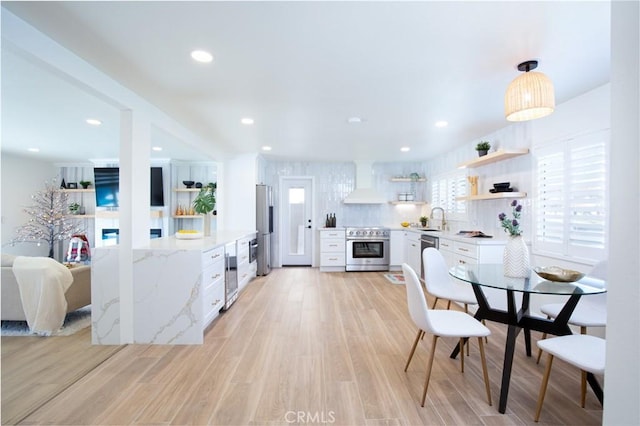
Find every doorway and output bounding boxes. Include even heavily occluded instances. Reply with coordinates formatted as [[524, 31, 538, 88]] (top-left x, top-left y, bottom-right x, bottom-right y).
[[280, 177, 314, 266]]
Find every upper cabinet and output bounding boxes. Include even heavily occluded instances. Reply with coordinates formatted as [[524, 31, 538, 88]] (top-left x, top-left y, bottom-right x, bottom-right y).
[[456, 148, 529, 201]]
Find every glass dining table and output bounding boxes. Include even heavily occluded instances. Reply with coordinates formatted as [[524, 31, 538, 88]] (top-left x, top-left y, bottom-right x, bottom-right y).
[[448, 263, 606, 414]]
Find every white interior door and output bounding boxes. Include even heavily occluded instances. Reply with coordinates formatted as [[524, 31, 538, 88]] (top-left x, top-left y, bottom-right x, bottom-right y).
[[280, 177, 313, 266]]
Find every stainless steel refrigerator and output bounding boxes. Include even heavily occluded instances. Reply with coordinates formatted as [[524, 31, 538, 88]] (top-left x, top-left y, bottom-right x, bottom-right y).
[[256, 184, 273, 276]]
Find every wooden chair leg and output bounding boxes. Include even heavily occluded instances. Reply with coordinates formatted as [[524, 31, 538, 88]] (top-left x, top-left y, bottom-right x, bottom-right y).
[[459, 338, 465, 372], [431, 297, 439, 309], [482, 320, 488, 343], [580, 370, 587, 407], [421, 335, 439, 407], [477, 337, 492, 406], [405, 329, 423, 372], [446, 300, 451, 310], [535, 353, 555, 422]]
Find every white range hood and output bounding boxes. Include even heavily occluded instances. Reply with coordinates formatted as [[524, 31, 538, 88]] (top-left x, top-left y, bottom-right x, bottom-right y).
[[343, 161, 386, 204]]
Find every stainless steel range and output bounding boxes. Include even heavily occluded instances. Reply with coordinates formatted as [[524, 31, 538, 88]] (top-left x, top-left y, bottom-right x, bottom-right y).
[[345, 226, 390, 272]]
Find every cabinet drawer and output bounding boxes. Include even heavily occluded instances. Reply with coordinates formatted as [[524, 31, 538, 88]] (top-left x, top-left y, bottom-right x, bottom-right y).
[[203, 280, 225, 325], [453, 241, 478, 259], [439, 239, 453, 252], [321, 252, 345, 266], [202, 262, 224, 290], [321, 230, 345, 239], [321, 238, 345, 253], [202, 246, 225, 269]]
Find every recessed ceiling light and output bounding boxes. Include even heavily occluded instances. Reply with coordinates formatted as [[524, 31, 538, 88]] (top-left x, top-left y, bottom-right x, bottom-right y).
[[191, 50, 213, 63], [28, 148, 40, 153], [86, 118, 102, 126], [400, 147, 410, 152], [262, 146, 272, 151], [152, 146, 163, 152], [435, 120, 448, 128], [241, 117, 254, 125], [347, 117, 362, 124]]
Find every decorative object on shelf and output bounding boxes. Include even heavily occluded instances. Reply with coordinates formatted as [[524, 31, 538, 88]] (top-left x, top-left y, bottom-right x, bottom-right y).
[[68, 202, 80, 214], [193, 182, 216, 236], [534, 266, 585, 283], [195, 182, 203, 189], [182, 180, 195, 189], [409, 172, 421, 181], [499, 200, 530, 277], [419, 216, 428, 227], [60, 178, 66, 189], [10, 178, 85, 258], [505, 59, 555, 122], [468, 176, 479, 196], [66, 182, 78, 189], [475, 141, 491, 157], [79, 180, 92, 189], [490, 182, 516, 193]]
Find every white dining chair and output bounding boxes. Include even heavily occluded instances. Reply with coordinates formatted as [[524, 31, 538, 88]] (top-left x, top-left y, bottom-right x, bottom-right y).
[[422, 247, 477, 312], [536, 262, 607, 382], [401, 263, 492, 407], [534, 334, 605, 422]]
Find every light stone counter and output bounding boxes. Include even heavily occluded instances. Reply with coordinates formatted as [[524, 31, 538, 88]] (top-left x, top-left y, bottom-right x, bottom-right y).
[[92, 230, 257, 345], [393, 227, 512, 246]]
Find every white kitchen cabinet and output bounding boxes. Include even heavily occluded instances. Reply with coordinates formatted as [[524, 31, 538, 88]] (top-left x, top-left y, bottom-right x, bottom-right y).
[[389, 230, 406, 270], [405, 231, 422, 277], [236, 234, 257, 291], [201, 246, 226, 328], [320, 229, 345, 272]]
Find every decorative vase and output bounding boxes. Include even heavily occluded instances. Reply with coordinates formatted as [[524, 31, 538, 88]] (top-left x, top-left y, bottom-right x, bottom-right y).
[[477, 150, 488, 157], [203, 213, 211, 237], [503, 235, 530, 278]]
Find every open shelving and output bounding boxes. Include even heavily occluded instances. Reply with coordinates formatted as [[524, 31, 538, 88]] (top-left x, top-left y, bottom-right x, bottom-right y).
[[457, 148, 529, 169], [456, 192, 527, 201]]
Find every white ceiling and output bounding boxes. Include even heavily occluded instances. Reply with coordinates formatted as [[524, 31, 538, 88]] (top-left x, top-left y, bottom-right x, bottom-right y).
[[1, 1, 611, 163]]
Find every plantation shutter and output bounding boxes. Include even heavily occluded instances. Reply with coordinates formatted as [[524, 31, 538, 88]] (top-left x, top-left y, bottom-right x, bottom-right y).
[[533, 129, 608, 261], [431, 171, 468, 220]]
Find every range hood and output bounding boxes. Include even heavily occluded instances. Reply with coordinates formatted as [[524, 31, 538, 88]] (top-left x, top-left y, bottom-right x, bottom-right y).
[[343, 161, 386, 204]]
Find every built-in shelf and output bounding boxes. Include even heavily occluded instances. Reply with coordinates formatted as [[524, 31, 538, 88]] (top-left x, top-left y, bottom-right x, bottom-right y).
[[389, 201, 427, 205], [95, 210, 164, 218], [66, 214, 96, 219], [457, 148, 529, 169], [457, 192, 527, 201], [173, 188, 201, 192], [62, 188, 95, 193], [172, 215, 203, 219], [390, 178, 427, 182]]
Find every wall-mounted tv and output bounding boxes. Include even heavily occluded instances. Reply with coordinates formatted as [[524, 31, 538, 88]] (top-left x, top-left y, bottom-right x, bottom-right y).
[[94, 167, 165, 208]]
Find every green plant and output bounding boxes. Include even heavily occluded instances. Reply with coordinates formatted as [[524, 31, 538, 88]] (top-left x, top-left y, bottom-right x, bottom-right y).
[[69, 202, 80, 213], [192, 182, 216, 214], [79, 180, 92, 188], [419, 215, 428, 224], [476, 141, 491, 151]]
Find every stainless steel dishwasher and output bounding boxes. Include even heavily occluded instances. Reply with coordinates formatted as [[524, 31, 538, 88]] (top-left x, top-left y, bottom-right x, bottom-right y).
[[420, 234, 439, 279]]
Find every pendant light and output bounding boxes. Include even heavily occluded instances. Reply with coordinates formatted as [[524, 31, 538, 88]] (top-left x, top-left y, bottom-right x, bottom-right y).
[[504, 60, 555, 122]]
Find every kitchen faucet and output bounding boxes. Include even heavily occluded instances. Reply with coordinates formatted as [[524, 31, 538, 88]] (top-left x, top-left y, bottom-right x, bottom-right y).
[[430, 207, 447, 230]]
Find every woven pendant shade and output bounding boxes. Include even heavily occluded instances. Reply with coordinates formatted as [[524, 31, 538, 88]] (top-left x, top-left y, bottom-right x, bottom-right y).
[[505, 62, 555, 122]]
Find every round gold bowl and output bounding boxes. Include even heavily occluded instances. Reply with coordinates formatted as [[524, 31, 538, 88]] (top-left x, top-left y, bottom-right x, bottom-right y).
[[534, 266, 585, 283]]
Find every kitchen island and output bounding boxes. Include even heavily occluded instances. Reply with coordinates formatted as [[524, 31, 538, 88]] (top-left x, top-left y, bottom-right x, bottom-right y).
[[92, 230, 257, 345]]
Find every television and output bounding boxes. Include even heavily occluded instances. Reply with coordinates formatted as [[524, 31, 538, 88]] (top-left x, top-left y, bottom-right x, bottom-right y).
[[94, 167, 165, 207]]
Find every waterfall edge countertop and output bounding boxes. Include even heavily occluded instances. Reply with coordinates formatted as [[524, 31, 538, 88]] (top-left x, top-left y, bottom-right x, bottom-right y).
[[137, 230, 258, 250]]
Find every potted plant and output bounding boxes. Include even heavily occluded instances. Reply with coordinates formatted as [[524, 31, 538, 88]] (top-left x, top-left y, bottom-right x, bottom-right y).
[[79, 180, 92, 189], [68, 202, 80, 215], [475, 141, 491, 157], [192, 182, 216, 236], [419, 216, 428, 227]]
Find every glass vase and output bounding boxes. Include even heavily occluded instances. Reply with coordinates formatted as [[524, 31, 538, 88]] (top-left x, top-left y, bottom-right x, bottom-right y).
[[203, 213, 211, 237], [503, 235, 530, 278]]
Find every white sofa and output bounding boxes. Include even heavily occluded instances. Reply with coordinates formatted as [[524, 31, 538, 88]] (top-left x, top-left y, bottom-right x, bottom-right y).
[[1, 254, 91, 321]]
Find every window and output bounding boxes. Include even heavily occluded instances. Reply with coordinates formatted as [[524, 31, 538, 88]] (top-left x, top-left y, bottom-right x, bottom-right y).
[[431, 171, 468, 219], [533, 129, 608, 261]]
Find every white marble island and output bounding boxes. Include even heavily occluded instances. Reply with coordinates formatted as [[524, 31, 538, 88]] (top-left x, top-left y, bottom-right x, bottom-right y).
[[92, 230, 257, 345]]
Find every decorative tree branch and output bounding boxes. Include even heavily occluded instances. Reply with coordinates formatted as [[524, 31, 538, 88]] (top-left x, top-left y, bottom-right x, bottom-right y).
[[10, 178, 85, 258]]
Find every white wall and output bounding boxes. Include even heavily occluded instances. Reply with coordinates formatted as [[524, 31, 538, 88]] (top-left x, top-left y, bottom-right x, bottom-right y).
[[220, 153, 259, 231], [1, 153, 59, 257], [603, 1, 639, 424]]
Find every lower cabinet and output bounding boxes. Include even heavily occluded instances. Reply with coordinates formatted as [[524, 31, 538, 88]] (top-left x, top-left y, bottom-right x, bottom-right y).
[[237, 234, 257, 291], [389, 230, 405, 270], [202, 246, 225, 328], [405, 231, 422, 277], [320, 229, 345, 272]]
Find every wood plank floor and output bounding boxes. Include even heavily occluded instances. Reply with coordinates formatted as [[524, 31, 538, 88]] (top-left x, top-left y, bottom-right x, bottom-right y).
[[5, 268, 603, 425]]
